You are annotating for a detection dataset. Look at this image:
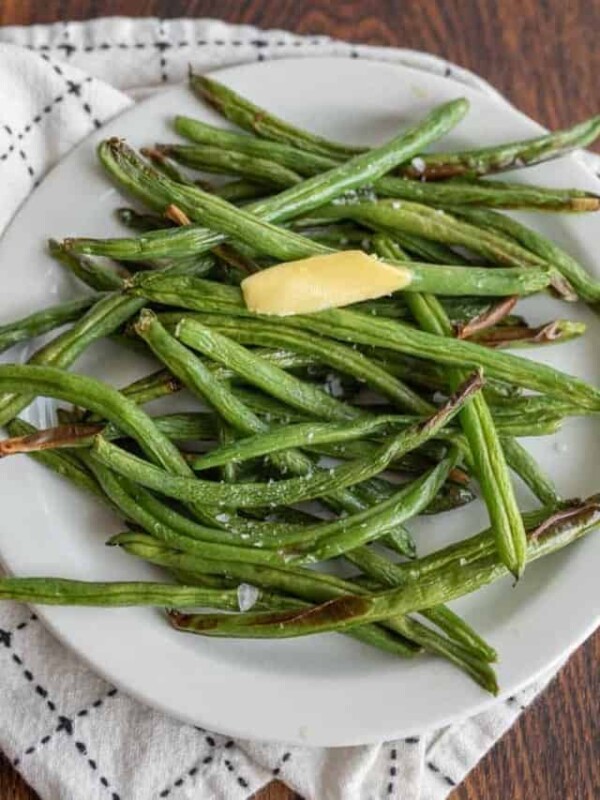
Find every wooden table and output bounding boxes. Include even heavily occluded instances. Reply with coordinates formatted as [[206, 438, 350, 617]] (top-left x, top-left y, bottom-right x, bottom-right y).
[[0, 1, 598, 798]]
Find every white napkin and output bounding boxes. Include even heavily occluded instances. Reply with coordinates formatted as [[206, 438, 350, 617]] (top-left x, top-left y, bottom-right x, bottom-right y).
[[0, 17, 597, 800]]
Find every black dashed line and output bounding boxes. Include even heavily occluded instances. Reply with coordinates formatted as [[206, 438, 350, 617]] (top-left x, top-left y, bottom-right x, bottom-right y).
[[56, 716, 73, 735], [157, 20, 169, 83], [427, 759, 457, 787], [8, 685, 116, 768], [23, 37, 332, 55]]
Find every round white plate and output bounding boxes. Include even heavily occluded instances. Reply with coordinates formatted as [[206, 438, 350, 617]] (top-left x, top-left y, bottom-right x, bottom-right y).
[[0, 57, 599, 746]]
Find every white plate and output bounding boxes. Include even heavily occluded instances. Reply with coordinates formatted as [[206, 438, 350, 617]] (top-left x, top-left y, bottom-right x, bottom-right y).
[[0, 57, 599, 747]]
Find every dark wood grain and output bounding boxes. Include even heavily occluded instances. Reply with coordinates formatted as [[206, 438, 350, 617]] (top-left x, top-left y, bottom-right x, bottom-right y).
[[0, 2, 598, 799]]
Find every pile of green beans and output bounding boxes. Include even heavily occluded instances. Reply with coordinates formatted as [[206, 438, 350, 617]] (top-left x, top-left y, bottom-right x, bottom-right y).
[[1, 73, 599, 695]]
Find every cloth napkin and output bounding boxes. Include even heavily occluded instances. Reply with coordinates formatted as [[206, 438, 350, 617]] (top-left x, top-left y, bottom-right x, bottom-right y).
[[0, 17, 597, 800]]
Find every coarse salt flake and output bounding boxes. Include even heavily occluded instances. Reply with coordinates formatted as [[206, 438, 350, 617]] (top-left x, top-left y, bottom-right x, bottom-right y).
[[237, 583, 260, 612]]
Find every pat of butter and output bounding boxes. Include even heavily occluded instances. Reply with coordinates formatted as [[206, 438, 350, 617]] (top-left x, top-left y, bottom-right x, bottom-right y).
[[241, 251, 412, 316]]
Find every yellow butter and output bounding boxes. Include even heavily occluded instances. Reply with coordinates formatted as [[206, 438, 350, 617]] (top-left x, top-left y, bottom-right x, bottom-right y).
[[241, 251, 412, 316]]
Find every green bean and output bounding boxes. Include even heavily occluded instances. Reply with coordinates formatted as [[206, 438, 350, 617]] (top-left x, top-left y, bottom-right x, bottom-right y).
[[306, 438, 444, 475], [190, 73, 373, 159], [0, 246, 215, 428], [132, 311, 364, 531], [131, 275, 600, 410], [110, 345, 318, 413], [379, 229, 473, 266], [83, 451, 319, 549], [116, 207, 174, 232], [190, 75, 600, 179], [66, 98, 468, 261], [501, 436, 561, 507], [171, 315, 364, 422], [0, 296, 98, 355], [86, 459, 297, 565], [0, 412, 221, 456], [0, 364, 190, 475], [114, 368, 183, 408], [297, 311, 600, 410], [400, 115, 600, 179], [187, 416, 417, 471], [48, 238, 127, 291], [135, 311, 272, 435], [119, 178, 552, 298], [346, 548, 496, 662], [112, 531, 497, 685], [96, 443, 453, 560], [168, 127, 600, 212], [347, 472, 476, 516], [154, 94, 468, 211], [170, 313, 432, 415], [131, 309, 384, 541], [215, 179, 270, 203], [0, 294, 144, 427], [298, 453, 457, 561], [117, 533, 422, 657], [372, 178, 600, 212], [446, 206, 600, 305], [90, 377, 478, 510], [167, 495, 600, 638], [389, 614, 497, 691], [141, 146, 199, 187], [5, 419, 105, 499], [0, 577, 278, 609], [312, 200, 572, 297], [157, 144, 304, 189], [473, 319, 585, 349], [374, 236, 527, 577], [174, 115, 339, 170]]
